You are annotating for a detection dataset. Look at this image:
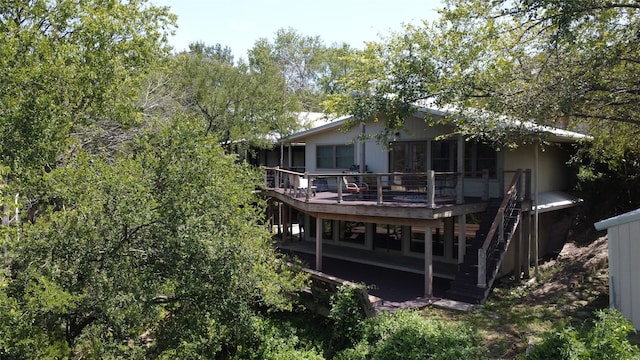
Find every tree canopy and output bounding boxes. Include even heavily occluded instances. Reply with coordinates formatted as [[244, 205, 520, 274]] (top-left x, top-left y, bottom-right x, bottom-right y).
[[0, 2, 307, 358], [325, 0, 640, 160]]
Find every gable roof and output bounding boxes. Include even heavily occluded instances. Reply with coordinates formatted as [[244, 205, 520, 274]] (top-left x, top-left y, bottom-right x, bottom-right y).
[[594, 208, 640, 231], [284, 106, 590, 144]]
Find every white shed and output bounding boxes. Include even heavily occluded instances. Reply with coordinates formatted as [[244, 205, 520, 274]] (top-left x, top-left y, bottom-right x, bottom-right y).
[[594, 208, 640, 330]]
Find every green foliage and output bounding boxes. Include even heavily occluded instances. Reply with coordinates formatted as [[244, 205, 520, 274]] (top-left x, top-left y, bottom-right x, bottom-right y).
[[170, 43, 301, 154], [233, 315, 324, 360], [0, 0, 175, 178], [249, 28, 360, 112], [527, 308, 640, 360], [325, 0, 640, 167], [335, 310, 486, 360], [327, 284, 368, 352], [0, 116, 306, 358]]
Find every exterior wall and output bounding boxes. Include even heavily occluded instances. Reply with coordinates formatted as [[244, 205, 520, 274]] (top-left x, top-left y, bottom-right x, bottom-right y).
[[303, 114, 451, 174], [501, 211, 570, 276], [503, 143, 571, 193], [607, 220, 640, 330]]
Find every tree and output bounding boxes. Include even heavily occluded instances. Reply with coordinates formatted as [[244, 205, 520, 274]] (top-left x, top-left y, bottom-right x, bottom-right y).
[[249, 28, 360, 112], [0, 0, 176, 179], [1, 116, 306, 358], [326, 0, 640, 160], [166, 42, 301, 155]]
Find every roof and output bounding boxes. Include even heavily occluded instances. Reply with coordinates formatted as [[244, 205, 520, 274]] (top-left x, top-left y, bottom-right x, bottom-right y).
[[533, 191, 583, 213], [594, 208, 640, 230], [283, 106, 590, 143]]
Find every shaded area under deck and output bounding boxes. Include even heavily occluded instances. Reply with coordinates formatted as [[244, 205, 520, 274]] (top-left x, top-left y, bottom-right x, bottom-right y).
[[277, 240, 457, 302]]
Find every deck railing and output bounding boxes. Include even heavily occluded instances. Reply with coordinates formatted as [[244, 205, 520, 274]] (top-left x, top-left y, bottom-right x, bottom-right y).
[[262, 167, 476, 207], [477, 169, 523, 288]]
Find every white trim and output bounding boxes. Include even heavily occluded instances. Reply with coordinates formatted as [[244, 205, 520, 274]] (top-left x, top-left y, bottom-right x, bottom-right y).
[[595, 208, 640, 231]]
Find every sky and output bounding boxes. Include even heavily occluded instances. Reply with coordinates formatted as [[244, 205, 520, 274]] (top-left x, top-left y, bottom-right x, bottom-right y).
[[152, 0, 442, 59]]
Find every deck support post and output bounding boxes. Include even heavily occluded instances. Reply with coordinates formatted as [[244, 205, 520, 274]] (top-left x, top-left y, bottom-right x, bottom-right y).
[[456, 135, 464, 204], [457, 215, 466, 264], [523, 170, 532, 278], [424, 222, 433, 298], [282, 203, 288, 243], [444, 218, 454, 259], [315, 216, 323, 271]]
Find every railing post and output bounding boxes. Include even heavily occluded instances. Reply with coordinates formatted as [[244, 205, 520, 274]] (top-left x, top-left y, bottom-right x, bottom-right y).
[[377, 175, 383, 205], [482, 169, 489, 200], [305, 172, 311, 203], [456, 171, 464, 204], [478, 249, 487, 288], [337, 176, 343, 203], [499, 213, 504, 244], [426, 170, 435, 208], [274, 167, 280, 190]]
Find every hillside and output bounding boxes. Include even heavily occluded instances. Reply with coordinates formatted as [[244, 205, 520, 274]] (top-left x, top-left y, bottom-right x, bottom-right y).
[[422, 234, 612, 358]]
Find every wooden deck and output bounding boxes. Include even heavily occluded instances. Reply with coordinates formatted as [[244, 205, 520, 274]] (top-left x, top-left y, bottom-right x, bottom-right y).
[[265, 187, 489, 224]]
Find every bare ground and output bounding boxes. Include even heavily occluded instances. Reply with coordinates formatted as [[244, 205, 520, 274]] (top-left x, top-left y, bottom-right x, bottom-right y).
[[422, 234, 613, 359]]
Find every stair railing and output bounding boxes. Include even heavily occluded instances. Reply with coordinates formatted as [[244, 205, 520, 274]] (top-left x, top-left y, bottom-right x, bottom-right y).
[[477, 169, 522, 288]]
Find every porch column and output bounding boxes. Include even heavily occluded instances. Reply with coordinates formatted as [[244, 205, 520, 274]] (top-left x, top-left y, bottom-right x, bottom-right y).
[[444, 217, 455, 259], [282, 203, 288, 243], [456, 134, 464, 204], [424, 222, 433, 298], [360, 123, 366, 173], [365, 223, 374, 250], [316, 216, 323, 271], [426, 139, 432, 170], [533, 142, 540, 278], [457, 215, 466, 264], [523, 170, 532, 278], [401, 225, 411, 256], [287, 144, 292, 169]]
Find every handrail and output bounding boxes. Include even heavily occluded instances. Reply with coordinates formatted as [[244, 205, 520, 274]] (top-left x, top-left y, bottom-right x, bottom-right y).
[[261, 167, 467, 207], [477, 169, 522, 288]]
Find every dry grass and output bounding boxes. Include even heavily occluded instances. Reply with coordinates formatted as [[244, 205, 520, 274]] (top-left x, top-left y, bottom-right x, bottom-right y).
[[421, 236, 611, 359]]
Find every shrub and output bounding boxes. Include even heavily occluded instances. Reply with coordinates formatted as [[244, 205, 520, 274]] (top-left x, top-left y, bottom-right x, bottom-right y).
[[327, 284, 369, 353], [526, 308, 640, 360], [335, 310, 486, 360]]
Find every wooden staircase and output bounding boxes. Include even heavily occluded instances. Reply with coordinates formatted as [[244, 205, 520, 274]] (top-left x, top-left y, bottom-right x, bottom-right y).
[[446, 170, 525, 304]]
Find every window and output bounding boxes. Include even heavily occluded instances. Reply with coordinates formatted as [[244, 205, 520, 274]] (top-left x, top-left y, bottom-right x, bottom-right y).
[[316, 144, 354, 169], [465, 142, 497, 178], [432, 140, 457, 172], [390, 142, 427, 173]]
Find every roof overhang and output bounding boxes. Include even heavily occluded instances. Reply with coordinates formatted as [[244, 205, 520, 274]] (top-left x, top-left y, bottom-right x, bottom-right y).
[[533, 191, 583, 213], [282, 107, 591, 144], [594, 208, 640, 230]]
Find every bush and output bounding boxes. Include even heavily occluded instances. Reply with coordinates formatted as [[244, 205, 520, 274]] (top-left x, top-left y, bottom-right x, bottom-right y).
[[527, 308, 640, 360], [327, 284, 369, 353], [335, 310, 486, 360]]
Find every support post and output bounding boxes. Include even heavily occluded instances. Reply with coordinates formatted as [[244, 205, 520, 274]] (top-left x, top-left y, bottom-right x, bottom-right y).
[[534, 144, 540, 279], [315, 216, 322, 271], [457, 215, 466, 264], [426, 170, 435, 208], [523, 169, 532, 278], [444, 217, 454, 259], [377, 175, 383, 205], [424, 223, 433, 298], [478, 249, 487, 288], [456, 135, 464, 204], [482, 169, 489, 200], [337, 176, 343, 203]]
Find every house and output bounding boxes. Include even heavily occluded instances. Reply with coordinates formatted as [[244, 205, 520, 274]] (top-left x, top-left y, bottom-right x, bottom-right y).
[[594, 209, 640, 330], [262, 107, 588, 304]]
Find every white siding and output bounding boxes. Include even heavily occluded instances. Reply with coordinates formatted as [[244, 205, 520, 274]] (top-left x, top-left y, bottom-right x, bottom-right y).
[[607, 220, 640, 330], [504, 144, 570, 193]]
